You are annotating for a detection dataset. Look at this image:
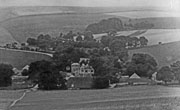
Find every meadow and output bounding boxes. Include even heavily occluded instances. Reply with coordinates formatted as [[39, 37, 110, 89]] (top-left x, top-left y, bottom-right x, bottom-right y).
[[0, 13, 116, 43], [8, 85, 180, 110], [0, 48, 52, 69], [0, 27, 16, 46]]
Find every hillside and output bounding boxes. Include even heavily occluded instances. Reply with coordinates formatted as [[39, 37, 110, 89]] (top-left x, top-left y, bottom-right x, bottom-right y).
[[128, 41, 180, 68], [0, 6, 180, 45], [0, 13, 116, 43], [94, 29, 180, 45], [0, 48, 52, 69], [0, 27, 17, 45]]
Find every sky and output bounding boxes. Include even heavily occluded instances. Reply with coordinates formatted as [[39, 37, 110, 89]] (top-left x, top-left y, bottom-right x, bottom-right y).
[[0, 0, 179, 10]]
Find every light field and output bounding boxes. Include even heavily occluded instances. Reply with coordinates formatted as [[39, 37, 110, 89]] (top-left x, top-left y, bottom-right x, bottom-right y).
[[94, 29, 180, 45], [106, 10, 180, 18], [9, 86, 180, 110], [0, 27, 17, 46]]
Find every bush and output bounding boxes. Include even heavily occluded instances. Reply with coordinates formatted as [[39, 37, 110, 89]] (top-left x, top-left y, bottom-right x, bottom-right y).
[[0, 64, 14, 87], [92, 77, 109, 89], [38, 71, 66, 90]]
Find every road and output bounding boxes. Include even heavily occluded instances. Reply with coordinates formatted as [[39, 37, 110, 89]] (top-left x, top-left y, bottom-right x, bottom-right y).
[[0, 47, 53, 57], [8, 85, 180, 110]]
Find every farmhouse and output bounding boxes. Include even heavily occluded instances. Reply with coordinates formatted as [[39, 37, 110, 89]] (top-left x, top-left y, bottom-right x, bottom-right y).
[[71, 58, 94, 77], [68, 58, 94, 89]]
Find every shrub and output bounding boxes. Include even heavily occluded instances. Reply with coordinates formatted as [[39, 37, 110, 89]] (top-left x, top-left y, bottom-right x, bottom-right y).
[[0, 64, 14, 87], [92, 77, 109, 89]]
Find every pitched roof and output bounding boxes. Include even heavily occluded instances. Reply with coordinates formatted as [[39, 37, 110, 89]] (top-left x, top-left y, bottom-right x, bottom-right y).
[[130, 73, 140, 79]]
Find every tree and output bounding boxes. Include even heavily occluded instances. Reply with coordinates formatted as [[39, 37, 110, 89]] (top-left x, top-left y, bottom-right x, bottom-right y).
[[27, 60, 56, 84], [21, 69, 29, 76], [86, 18, 124, 34], [92, 77, 109, 89], [84, 31, 94, 41], [109, 40, 126, 54], [37, 34, 52, 50], [76, 35, 83, 41], [131, 37, 139, 47], [0, 64, 14, 87], [53, 47, 88, 71], [126, 53, 157, 77], [38, 70, 66, 90], [63, 31, 75, 40], [157, 66, 174, 84], [27, 38, 37, 46], [171, 61, 180, 83], [139, 36, 148, 46], [101, 35, 112, 47]]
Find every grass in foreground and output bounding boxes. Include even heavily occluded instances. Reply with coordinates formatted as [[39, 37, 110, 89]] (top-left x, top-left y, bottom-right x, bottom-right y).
[[9, 85, 180, 110]]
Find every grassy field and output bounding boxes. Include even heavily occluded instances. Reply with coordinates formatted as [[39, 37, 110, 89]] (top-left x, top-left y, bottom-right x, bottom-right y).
[[8, 85, 180, 110], [0, 48, 52, 69], [0, 27, 17, 46], [106, 10, 180, 18], [0, 90, 24, 110], [128, 41, 180, 68]]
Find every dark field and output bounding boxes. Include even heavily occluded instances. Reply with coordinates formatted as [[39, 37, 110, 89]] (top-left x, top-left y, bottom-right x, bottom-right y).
[[9, 85, 180, 110]]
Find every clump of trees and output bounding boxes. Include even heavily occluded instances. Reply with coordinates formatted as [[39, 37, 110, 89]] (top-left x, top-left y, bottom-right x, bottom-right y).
[[157, 66, 174, 84], [24, 60, 66, 90], [126, 53, 157, 78], [156, 61, 180, 84], [86, 18, 124, 34], [0, 64, 14, 87], [86, 17, 154, 34], [92, 77, 109, 89]]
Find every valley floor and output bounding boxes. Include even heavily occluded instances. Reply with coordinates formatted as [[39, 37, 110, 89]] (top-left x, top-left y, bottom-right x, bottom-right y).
[[7, 85, 180, 110]]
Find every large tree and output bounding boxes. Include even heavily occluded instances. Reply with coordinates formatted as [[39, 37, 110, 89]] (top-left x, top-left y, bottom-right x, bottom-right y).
[[139, 36, 148, 46], [38, 70, 66, 90], [27, 38, 37, 46], [126, 53, 157, 77], [157, 66, 174, 84], [0, 64, 14, 87], [53, 47, 88, 71], [27, 60, 57, 83], [171, 61, 180, 83]]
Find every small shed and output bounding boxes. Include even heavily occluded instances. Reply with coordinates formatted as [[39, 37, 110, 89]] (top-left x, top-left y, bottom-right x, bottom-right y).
[[67, 77, 93, 89]]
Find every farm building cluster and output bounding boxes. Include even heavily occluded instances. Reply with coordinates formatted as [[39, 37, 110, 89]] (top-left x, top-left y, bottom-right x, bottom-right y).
[[9, 58, 179, 90]]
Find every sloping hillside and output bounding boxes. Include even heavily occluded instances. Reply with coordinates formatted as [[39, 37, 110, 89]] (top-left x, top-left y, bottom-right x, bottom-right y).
[[0, 13, 115, 43], [0, 48, 52, 69], [128, 41, 180, 68], [0, 27, 17, 45]]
